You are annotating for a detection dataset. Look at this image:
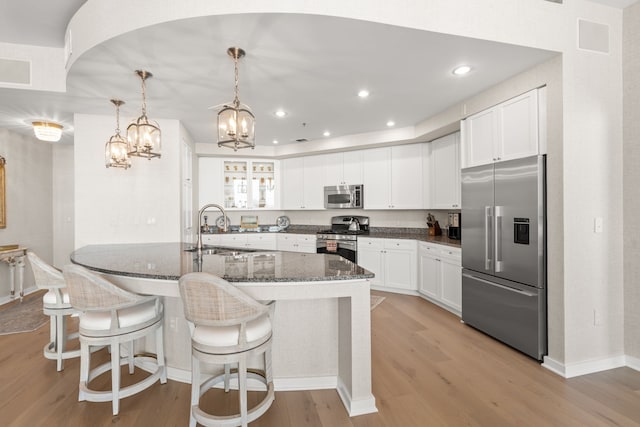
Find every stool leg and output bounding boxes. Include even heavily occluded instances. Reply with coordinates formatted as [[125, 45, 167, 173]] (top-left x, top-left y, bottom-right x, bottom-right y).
[[78, 341, 90, 401], [239, 355, 248, 427], [156, 325, 167, 383], [127, 341, 134, 374], [224, 363, 231, 392], [56, 314, 66, 371], [190, 354, 199, 427], [111, 342, 121, 416]]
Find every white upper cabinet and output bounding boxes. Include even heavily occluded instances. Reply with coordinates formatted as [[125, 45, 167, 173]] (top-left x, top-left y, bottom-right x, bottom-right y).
[[362, 147, 391, 209], [362, 144, 423, 209], [282, 156, 324, 209], [323, 151, 363, 186], [430, 132, 461, 209], [198, 157, 224, 207], [281, 157, 304, 209], [461, 88, 543, 169]]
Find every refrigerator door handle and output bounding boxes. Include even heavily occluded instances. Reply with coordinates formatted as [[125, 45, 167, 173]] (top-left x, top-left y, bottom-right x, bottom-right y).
[[495, 205, 503, 272], [462, 273, 538, 297], [485, 206, 493, 270]]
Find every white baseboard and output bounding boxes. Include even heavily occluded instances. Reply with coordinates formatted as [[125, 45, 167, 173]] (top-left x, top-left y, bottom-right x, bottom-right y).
[[625, 355, 640, 372], [370, 285, 418, 297], [543, 355, 626, 378], [337, 377, 378, 416], [164, 365, 338, 392]]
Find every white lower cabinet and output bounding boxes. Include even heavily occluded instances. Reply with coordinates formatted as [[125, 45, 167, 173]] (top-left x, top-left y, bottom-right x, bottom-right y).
[[357, 238, 417, 292], [201, 233, 277, 250], [276, 233, 317, 253], [418, 242, 462, 315]]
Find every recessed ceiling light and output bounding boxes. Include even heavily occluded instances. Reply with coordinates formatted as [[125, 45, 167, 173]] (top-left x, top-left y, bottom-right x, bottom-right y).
[[358, 89, 370, 98], [272, 140, 279, 144], [452, 65, 472, 76], [386, 121, 395, 127], [275, 110, 287, 118], [323, 131, 331, 137]]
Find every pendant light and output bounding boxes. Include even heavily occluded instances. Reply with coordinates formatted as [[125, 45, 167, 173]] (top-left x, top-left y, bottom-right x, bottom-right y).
[[105, 99, 131, 169], [127, 70, 161, 159], [217, 47, 255, 151]]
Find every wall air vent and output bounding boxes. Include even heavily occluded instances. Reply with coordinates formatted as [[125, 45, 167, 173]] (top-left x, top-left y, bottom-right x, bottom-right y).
[[0, 58, 31, 85], [578, 19, 609, 54]]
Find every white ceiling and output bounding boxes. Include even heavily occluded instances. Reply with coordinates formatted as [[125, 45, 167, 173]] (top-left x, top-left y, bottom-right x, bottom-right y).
[[0, 0, 634, 147]]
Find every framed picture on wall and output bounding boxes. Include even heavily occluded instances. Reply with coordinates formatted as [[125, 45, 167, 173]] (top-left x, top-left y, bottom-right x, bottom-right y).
[[0, 156, 5, 228]]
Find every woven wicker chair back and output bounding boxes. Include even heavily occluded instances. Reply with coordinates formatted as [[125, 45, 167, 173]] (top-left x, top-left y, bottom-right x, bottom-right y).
[[62, 264, 141, 311], [27, 251, 65, 289], [179, 272, 268, 327]]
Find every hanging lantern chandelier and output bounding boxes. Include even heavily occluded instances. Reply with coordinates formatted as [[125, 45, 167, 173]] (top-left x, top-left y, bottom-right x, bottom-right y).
[[127, 70, 161, 159], [105, 99, 131, 169], [217, 47, 255, 151]]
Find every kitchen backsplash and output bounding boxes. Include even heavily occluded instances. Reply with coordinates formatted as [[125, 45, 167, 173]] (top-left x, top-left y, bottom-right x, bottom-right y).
[[202, 209, 458, 229]]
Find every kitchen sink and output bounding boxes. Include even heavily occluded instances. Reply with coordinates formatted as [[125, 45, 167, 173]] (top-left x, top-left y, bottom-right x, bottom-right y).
[[183, 245, 252, 256]]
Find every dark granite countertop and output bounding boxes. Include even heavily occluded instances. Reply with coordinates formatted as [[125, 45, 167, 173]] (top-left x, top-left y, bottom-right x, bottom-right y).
[[70, 242, 374, 283], [201, 225, 461, 248]]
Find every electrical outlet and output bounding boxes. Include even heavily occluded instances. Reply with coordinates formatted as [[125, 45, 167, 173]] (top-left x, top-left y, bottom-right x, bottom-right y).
[[169, 317, 177, 331], [593, 309, 602, 326], [594, 217, 603, 233]]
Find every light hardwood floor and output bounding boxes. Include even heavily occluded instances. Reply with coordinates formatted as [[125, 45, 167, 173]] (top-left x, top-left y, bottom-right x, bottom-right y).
[[1, 291, 639, 426]]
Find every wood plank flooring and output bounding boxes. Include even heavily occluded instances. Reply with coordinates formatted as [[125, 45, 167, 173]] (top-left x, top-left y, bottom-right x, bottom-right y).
[[1, 291, 639, 426]]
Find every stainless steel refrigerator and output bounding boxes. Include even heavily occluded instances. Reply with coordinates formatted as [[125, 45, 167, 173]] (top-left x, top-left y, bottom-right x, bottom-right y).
[[461, 155, 546, 360]]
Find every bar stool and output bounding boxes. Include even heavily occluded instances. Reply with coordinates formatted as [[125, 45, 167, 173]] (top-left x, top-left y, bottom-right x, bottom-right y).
[[62, 264, 167, 416], [26, 251, 81, 371], [178, 272, 275, 427]]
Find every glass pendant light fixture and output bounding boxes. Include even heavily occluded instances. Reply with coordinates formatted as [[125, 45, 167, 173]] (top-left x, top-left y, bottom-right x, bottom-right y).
[[217, 47, 255, 151], [105, 99, 131, 169], [127, 70, 161, 159]]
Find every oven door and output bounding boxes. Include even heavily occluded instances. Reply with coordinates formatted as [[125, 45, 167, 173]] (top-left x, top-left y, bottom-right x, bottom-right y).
[[316, 238, 357, 263]]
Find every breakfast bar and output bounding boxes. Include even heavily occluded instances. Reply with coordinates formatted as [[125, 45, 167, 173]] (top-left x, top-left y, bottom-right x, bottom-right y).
[[70, 242, 377, 416]]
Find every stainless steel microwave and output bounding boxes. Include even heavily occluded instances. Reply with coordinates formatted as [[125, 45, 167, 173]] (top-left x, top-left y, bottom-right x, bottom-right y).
[[324, 185, 364, 209]]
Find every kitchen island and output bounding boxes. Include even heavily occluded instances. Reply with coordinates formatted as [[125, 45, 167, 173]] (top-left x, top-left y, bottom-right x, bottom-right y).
[[70, 242, 377, 416]]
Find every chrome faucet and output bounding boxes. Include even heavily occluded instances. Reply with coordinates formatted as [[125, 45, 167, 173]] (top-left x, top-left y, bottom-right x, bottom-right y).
[[197, 203, 228, 255]]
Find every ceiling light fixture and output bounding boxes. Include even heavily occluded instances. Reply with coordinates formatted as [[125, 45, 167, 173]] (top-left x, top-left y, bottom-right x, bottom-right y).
[[105, 99, 131, 169], [272, 140, 279, 144], [127, 70, 161, 160], [358, 89, 370, 98], [323, 131, 331, 137], [386, 120, 396, 127], [217, 47, 255, 151], [452, 65, 472, 75], [275, 110, 287, 118], [32, 121, 63, 142]]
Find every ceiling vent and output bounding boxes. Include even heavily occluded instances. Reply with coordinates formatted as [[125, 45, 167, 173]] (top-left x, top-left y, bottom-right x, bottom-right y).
[[0, 58, 30, 85], [295, 138, 309, 143], [545, 0, 562, 3]]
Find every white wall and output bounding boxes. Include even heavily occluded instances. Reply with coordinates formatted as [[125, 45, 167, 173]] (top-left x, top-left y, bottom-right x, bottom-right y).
[[52, 144, 74, 268], [623, 2, 640, 362], [0, 129, 53, 299], [65, 0, 626, 372], [74, 114, 182, 247]]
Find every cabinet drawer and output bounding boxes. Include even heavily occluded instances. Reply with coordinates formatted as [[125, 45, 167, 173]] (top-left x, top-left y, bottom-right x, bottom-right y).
[[384, 239, 416, 251], [358, 238, 384, 250], [419, 242, 441, 254], [438, 247, 461, 262], [419, 242, 461, 262]]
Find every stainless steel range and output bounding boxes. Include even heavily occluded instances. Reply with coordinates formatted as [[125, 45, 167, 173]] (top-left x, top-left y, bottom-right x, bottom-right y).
[[316, 216, 370, 263]]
